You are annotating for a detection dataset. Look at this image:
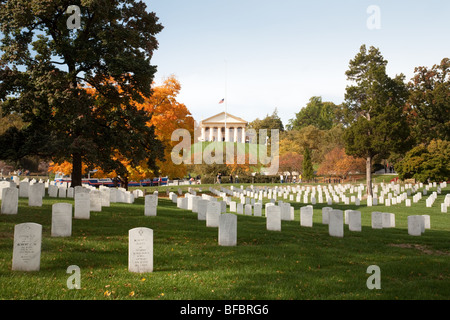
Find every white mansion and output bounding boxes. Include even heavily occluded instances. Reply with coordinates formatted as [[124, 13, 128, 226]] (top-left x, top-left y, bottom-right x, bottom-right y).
[[199, 112, 248, 143]]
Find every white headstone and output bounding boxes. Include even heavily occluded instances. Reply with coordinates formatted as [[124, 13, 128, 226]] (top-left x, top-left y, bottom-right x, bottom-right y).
[[66, 187, 73, 198], [266, 205, 281, 231], [90, 190, 102, 212], [48, 185, 58, 197], [244, 204, 252, 216], [58, 186, 67, 198], [74, 192, 90, 220], [28, 184, 43, 207], [19, 181, 29, 198], [253, 203, 262, 217], [12, 223, 42, 271], [128, 227, 153, 273], [1, 187, 18, 215], [329, 209, 343, 238], [322, 207, 332, 224], [408, 215, 424, 236], [218, 214, 237, 246], [300, 206, 313, 227], [51, 203, 73, 237], [230, 201, 237, 213], [382, 213, 395, 228], [144, 194, 158, 217], [371, 212, 383, 229], [347, 210, 361, 232], [197, 199, 208, 220], [100, 188, 111, 207], [422, 215, 430, 229], [280, 202, 291, 221], [206, 201, 221, 227]]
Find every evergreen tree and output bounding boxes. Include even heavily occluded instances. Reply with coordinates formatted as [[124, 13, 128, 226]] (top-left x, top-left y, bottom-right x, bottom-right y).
[[343, 45, 412, 196], [302, 147, 314, 181]]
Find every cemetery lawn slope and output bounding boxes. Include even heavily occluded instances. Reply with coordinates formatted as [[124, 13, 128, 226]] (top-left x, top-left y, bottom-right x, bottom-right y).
[[0, 189, 449, 300]]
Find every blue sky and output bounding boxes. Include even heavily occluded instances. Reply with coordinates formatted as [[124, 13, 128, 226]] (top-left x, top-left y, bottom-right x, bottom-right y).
[[145, 0, 450, 126]]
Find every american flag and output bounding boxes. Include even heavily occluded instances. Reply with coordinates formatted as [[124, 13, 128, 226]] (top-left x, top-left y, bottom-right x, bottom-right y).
[[219, 98, 224, 104]]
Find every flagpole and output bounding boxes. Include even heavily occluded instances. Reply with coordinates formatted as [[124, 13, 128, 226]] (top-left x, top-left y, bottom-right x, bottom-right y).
[[224, 59, 227, 142]]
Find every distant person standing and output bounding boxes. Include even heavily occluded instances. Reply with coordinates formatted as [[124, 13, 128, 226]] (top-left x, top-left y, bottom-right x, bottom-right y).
[[280, 174, 284, 184], [230, 174, 233, 184]]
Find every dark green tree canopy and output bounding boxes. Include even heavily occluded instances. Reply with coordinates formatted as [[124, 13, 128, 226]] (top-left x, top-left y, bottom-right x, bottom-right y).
[[288, 96, 345, 130], [0, 0, 165, 186], [407, 58, 450, 144]]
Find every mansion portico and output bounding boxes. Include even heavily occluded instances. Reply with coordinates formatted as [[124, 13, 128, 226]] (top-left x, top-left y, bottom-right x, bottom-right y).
[[199, 112, 248, 143]]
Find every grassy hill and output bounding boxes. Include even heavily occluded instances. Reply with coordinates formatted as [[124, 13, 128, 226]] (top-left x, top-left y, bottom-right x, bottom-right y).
[[0, 184, 449, 300]]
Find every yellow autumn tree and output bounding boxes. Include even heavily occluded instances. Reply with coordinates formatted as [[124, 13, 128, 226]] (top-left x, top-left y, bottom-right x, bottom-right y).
[[138, 75, 194, 178]]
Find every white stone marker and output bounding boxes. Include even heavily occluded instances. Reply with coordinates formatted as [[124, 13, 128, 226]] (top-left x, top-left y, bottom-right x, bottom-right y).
[[348, 210, 361, 232], [128, 227, 153, 273], [408, 215, 424, 236], [371, 212, 383, 229], [329, 209, 344, 238], [100, 188, 111, 207], [422, 215, 430, 229], [237, 203, 244, 214], [67, 187, 74, 198], [12, 223, 42, 271], [1, 187, 18, 215], [322, 207, 332, 224], [300, 206, 313, 227], [218, 214, 237, 246], [206, 201, 221, 227], [197, 199, 208, 220], [48, 185, 58, 197], [74, 192, 90, 220], [51, 203, 73, 237], [144, 194, 158, 217], [280, 202, 291, 221], [266, 205, 281, 231], [382, 213, 395, 228], [58, 186, 67, 198], [28, 184, 43, 207], [244, 204, 252, 216], [19, 181, 29, 198], [230, 201, 237, 213], [90, 190, 102, 212], [254, 203, 262, 217]]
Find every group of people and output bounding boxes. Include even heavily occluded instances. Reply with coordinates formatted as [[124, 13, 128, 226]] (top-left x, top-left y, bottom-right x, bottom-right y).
[[216, 173, 239, 184]]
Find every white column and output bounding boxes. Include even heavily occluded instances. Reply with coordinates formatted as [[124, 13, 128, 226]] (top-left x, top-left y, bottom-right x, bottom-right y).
[[218, 126, 222, 142], [242, 127, 246, 143], [201, 127, 206, 141], [209, 127, 213, 142], [234, 127, 238, 142], [225, 127, 230, 142]]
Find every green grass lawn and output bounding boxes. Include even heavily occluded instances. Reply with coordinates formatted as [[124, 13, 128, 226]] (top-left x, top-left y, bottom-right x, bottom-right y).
[[0, 184, 449, 300]]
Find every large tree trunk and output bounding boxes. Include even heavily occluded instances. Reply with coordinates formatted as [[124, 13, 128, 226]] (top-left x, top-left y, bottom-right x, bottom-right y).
[[366, 155, 373, 197], [72, 152, 82, 187]]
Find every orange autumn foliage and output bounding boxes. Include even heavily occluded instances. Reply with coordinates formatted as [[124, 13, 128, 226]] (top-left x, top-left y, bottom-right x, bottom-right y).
[[317, 147, 366, 178]]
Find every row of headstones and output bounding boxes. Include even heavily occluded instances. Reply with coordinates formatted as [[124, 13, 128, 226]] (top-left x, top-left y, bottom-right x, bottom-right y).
[[10, 186, 148, 272], [11, 202, 86, 271], [11, 222, 155, 273], [176, 189, 434, 239], [173, 193, 237, 246], [0, 184, 142, 215], [216, 180, 446, 208], [221, 183, 449, 212]]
